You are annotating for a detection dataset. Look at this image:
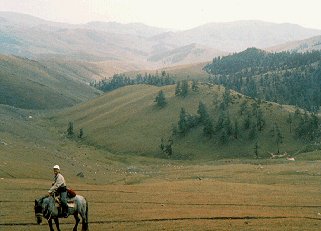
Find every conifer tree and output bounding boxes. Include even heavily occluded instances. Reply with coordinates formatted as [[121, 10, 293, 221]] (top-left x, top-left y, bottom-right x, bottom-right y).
[[272, 123, 283, 153], [178, 108, 188, 135], [224, 114, 233, 136], [203, 118, 214, 138], [249, 124, 257, 140], [79, 128, 84, 138], [181, 80, 189, 97], [171, 123, 178, 136], [243, 114, 251, 130], [286, 113, 293, 133], [239, 100, 248, 115], [233, 120, 239, 139], [256, 108, 265, 131], [191, 80, 199, 92], [219, 129, 228, 144], [254, 140, 259, 158], [197, 101, 209, 124], [160, 138, 165, 152], [216, 111, 225, 131], [67, 121, 74, 136], [155, 90, 166, 108], [223, 88, 231, 107], [175, 81, 181, 96]]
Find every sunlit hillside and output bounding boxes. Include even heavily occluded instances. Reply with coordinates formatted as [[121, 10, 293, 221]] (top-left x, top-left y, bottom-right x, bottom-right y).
[[50, 83, 306, 160]]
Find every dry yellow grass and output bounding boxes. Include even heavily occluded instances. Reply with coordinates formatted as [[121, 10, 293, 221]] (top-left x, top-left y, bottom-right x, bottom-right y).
[[1, 160, 321, 231]]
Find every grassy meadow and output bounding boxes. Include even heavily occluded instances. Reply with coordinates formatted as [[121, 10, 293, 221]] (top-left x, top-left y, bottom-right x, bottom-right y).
[[1, 157, 321, 230]]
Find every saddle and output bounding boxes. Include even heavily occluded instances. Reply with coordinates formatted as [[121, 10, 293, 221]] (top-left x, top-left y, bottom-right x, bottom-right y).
[[54, 188, 77, 208]]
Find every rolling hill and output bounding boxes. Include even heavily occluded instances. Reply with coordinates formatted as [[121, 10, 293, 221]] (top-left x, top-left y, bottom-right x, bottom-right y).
[[49, 83, 308, 160], [0, 54, 101, 109]]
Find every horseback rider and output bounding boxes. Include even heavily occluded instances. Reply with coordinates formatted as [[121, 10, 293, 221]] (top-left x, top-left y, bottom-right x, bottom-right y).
[[48, 165, 68, 218]]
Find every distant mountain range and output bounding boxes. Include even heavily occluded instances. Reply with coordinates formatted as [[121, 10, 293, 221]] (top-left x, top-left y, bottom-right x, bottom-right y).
[[268, 35, 321, 52], [1, 12, 321, 71]]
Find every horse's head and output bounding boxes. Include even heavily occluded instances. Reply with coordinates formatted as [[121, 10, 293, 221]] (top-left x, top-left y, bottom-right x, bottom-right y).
[[34, 198, 43, 224]]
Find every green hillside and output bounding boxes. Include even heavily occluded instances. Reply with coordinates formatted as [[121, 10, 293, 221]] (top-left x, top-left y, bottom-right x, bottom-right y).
[[50, 83, 311, 160], [0, 54, 101, 109]]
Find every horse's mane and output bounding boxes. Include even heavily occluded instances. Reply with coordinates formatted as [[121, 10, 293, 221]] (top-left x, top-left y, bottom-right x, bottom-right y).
[[37, 195, 49, 203]]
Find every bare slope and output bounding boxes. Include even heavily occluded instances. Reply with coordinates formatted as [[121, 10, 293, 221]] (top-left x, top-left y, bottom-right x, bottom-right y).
[[0, 54, 101, 109]]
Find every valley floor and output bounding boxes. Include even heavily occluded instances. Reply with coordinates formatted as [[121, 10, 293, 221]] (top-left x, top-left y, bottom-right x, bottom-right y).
[[1, 161, 321, 230]]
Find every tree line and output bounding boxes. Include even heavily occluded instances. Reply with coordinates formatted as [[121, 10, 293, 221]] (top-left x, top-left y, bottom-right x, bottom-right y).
[[92, 70, 175, 92], [204, 48, 321, 112]]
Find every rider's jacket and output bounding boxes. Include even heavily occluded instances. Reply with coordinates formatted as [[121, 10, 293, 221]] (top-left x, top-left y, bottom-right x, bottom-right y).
[[48, 173, 67, 194]]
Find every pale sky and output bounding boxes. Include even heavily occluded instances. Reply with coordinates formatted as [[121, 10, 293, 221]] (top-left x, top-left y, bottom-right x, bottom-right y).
[[1, 0, 321, 30]]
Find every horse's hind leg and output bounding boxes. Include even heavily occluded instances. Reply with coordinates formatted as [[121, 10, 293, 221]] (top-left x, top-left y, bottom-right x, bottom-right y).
[[82, 218, 89, 231], [73, 213, 80, 231], [81, 201, 89, 231], [54, 218, 61, 231]]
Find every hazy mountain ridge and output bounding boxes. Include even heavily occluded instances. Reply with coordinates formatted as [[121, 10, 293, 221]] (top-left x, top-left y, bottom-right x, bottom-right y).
[[147, 43, 227, 66], [1, 12, 321, 71], [268, 35, 321, 52], [85, 21, 169, 37], [156, 20, 321, 52]]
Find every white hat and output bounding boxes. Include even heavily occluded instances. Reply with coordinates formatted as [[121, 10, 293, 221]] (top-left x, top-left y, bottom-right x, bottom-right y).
[[53, 165, 60, 170]]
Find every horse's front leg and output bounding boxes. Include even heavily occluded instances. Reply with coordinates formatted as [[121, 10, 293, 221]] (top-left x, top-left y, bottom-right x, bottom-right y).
[[54, 217, 61, 231], [73, 213, 80, 231], [48, 219, 55, 231]]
